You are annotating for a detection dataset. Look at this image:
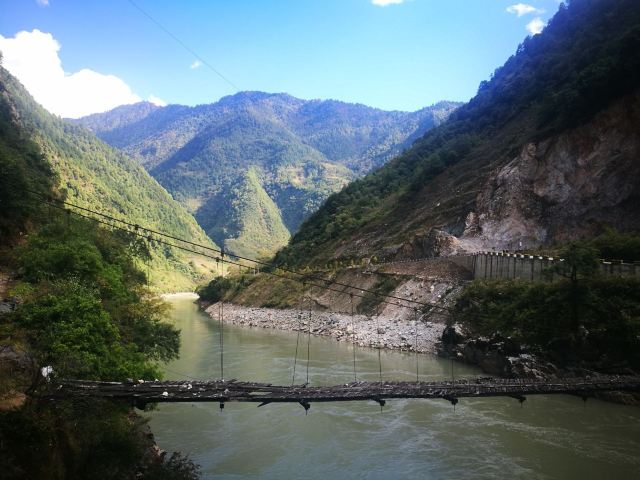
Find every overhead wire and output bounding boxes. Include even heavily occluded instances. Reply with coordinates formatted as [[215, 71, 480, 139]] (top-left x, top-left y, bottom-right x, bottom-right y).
[[126, 0, 240, 92]]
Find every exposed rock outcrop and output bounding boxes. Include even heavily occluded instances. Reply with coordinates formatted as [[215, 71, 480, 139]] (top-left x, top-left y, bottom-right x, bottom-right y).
[[463, 91, 640, 250]]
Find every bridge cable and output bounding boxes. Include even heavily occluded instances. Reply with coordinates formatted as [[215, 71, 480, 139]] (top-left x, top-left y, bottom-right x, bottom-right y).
[[306, 296, 312, 385], [220, 250, 225, 382], [35, 196, 459, 317], [375, 303, 383, 383], [414, 308, 419, 383], [350, 294, 357, 382], [291, 292, 305, 385], [451, 356, 455, 385], [146, 237, 152, 288], [26, 191, 449, 313]]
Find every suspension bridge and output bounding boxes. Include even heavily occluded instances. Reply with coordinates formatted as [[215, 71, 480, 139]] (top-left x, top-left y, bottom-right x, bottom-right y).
[[49, 376, 640, 411], [30, 192, 640, 411]]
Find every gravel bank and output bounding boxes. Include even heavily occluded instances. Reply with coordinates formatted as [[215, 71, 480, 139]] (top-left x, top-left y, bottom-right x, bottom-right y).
[[203, 302, 446, 354]]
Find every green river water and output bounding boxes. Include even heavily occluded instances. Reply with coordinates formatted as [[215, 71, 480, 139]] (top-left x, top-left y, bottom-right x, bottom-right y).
[[149, 297, 640, 479]]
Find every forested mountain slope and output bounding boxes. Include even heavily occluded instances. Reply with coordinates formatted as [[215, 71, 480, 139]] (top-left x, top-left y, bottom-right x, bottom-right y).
[[76, 94, 458, 258], [274, 0, 640, 267], [0, 65, 218, 291]]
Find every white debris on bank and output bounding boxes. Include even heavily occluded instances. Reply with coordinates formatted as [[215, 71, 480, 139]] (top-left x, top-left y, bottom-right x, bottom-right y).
[[203, 302, 447, 354]]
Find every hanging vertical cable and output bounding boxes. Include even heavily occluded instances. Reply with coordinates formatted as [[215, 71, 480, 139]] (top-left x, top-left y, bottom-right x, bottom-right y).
[[414, 308, 419, 383], [451, 357, 455, 384], [291, 292, 305, 385], [146, 235, 152, 288], [350, 293, 357, 382], [220, 249, 225, 381], [376, 303, 382, 383], [305, 295, 312, 385]]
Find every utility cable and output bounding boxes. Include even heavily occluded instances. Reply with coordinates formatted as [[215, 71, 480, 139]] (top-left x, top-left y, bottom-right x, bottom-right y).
[[126, 0, 240, 91]]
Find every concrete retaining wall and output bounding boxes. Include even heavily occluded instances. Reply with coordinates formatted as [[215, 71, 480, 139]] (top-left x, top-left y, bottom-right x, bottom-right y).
[[456, 252, 640, 282]]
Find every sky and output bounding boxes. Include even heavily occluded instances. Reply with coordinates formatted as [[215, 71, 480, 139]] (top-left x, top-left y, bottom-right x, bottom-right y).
[[0, 0, 562, 118]]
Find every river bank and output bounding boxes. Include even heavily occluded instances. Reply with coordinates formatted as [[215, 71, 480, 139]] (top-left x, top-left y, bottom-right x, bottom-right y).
[[201, 301, 447, 354]]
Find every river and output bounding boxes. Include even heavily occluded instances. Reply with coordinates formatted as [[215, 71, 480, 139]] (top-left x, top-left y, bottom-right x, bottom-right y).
[[149, 296, 640, 479]]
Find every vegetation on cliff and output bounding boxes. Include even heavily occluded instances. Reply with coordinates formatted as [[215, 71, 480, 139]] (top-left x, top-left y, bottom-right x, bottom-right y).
[[0, 68, 199, 478], [0, 216, 201, 479], [0, 65, 218, 292], [452, 242, 640, 370]]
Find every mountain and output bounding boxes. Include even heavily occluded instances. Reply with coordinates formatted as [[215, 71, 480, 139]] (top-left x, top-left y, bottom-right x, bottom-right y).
[[273, 0, 640, 267], [75, 94, 459, 258], [0, 65, 219, 291]]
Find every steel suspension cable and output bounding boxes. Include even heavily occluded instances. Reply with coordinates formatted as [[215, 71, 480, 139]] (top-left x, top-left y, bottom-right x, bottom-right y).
[[35, 195, 457, 315], [376, 303, 383, 383], [26, 190, 449, 312], [414, 308, 419, 383], [220, 250, 225, 381], [350, 294, 357, 382], [305, 298, 312, 385], [291, 293, 306, 385]]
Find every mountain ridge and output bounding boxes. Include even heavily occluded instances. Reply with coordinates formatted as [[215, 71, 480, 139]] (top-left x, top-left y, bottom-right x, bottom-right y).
[[75, 93, 460, 258]]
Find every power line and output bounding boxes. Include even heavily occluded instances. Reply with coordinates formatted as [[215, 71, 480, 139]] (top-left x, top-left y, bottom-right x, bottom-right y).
[[29, 190, 450, 312], [126, 0, 240, 92]]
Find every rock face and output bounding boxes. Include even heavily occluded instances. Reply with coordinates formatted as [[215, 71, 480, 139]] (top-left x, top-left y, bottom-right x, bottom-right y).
[[463, 91, 640, 250], [439, 325, 557, 379]]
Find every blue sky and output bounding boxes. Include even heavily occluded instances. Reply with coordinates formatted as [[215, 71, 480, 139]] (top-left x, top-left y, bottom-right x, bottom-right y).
[[0, 0, 562, 117]]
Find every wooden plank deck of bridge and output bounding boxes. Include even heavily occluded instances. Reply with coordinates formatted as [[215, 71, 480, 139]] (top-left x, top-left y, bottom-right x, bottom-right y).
[[48, 376, 640, 408]]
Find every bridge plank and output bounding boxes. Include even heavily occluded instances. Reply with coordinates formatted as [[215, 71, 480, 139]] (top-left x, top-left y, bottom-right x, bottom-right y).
[[46, 376, 640, 405]]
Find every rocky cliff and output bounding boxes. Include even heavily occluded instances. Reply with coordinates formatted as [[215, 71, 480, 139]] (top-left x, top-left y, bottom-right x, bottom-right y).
[[462, 90, 640, 252]]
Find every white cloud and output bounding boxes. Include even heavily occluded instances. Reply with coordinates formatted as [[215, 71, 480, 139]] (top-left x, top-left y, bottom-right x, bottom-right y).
[[0, 29, 141, 118], [190, 59, 202, 69], [372, 0, 404, 6], [148, 94, 167, 107], [36, 0, 50, 6], [526, 17, 545, 35], [506, 3, 543, 17]]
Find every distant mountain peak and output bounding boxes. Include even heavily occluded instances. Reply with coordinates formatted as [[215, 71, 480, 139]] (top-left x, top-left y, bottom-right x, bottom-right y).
[[74, 92, 460, 258]]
